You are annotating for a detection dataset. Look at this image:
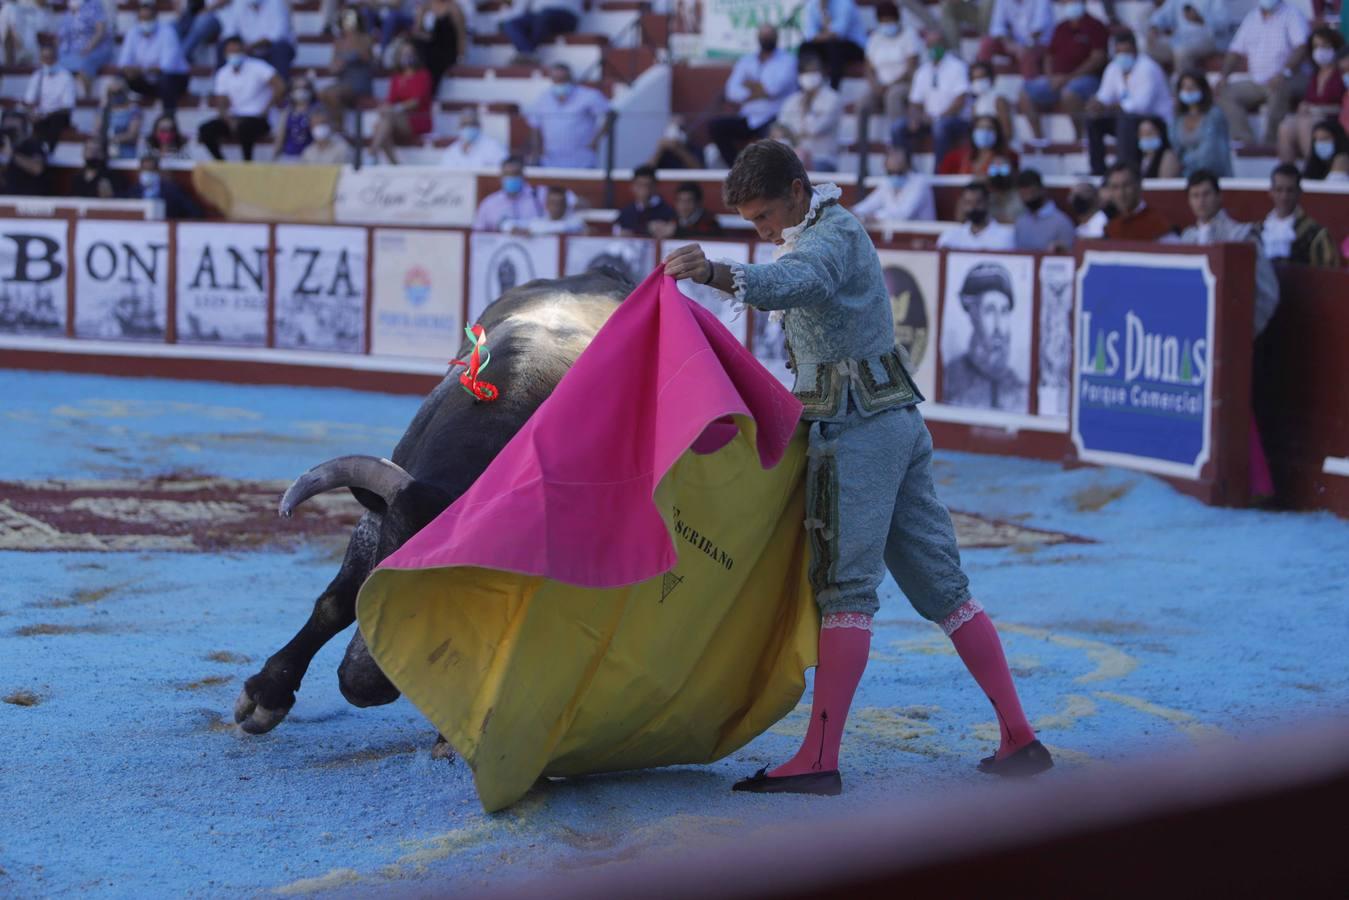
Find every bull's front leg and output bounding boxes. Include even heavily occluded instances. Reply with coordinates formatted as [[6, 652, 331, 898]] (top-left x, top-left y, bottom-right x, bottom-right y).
[[234, 513, 380, 734]]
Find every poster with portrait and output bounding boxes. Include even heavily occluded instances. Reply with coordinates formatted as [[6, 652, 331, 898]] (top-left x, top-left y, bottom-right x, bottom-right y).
[[371, 229, 466, 359], [0, 218, 68, 337], [73, 220, 170, 342], [468, 232, 560, 325], [274, 225, 367, 353], [659, 238, 750, 345], [174, 223, 269, 346], [939, 252, 1034, 415], [1037, 255, 1075, 419], [875, 248, 939, 401], [747, 242, 793, 387], [562, 235, 656, 288]]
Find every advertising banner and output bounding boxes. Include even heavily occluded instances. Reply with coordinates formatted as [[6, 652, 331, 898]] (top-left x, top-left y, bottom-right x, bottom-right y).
[[1037, 255, 1075, 419], [73, 220, 170, 341], [697, 0, 802, 59], [1072, 251, 1215, 479], [468, 232, 560, 325], [274, 225, 367, 353], [371, 229, 466, 360], [333, 167, 477, 227], [939, 252, 1034, 414], [0, 218, 68, 336], [876, 248, 939, 402], [660, 238, 750, 345], [563, 235, 656, 288], [174, 223, 269, 346]]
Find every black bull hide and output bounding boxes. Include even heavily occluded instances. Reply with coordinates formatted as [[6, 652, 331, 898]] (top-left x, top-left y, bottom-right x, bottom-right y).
[[233, 270, 632, 736]]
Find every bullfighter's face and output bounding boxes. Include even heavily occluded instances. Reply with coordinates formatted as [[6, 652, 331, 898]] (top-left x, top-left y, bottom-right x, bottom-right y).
[[736, 179, 809, 245]]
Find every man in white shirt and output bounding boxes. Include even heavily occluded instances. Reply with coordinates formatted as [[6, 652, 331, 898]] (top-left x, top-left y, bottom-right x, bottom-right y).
[[1146, 0, 1232, 76], [23, 44, 76, 153], [225, 0, 295, 77], [708, 24, 799, 167], [441, 109, 508, 170], [500, 0, 581, 61], [1217, 0, 1310, 144], [197, 36, 283, 161], [527, 63, 611, 169], [896, 29, 970, 168], [775, 56, 843, 171], [936, 181, 1016, 250], [977, 0, 1055, 80], [509, 184, 585, 235], [863, 1, 923, 126], [120, 0, 191, 112], [1084, 30, 1171, 175], [852, 147, 935, 222]]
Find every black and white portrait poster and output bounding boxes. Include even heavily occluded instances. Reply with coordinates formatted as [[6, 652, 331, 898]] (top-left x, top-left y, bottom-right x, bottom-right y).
[[274, 225, 367, 353], [562, 235, 655, 288], [468, 232, 560, 325], [1037, 255, 1074, 419], [659, 238, 750, 345], [73, 220, 169, 342], [0, 218, 68, 336], [875, 248, 939, 401], [939, 252, 1034, 414], [175, 223, 269, 346], [370, 228, 465, 359], [749, 242, 792, 387]]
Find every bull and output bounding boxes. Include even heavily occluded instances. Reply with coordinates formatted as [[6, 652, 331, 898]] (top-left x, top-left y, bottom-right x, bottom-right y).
[[232, 270, 631, 738]]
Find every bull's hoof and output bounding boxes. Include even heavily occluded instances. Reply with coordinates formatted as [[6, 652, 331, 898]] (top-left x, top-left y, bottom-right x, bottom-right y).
[[232, 673, 296, 735], [431, 734, 455, 763]]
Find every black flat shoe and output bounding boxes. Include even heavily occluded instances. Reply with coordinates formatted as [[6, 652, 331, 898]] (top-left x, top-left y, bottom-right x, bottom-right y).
[[732, 767, 842, 795], [977, 740, 1054, 777]]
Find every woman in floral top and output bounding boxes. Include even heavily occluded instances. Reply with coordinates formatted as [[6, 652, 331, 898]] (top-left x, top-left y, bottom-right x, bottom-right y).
[[57, 0, 115, 95]]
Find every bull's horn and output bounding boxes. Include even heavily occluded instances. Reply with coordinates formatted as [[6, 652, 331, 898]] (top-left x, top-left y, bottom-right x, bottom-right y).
[[279, 455, 413, 518]]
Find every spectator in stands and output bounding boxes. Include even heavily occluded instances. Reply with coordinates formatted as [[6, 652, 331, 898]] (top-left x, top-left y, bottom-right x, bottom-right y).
[[1085, 31, 1171, 175], [852, 146, 935, 222], [198, 36, 283, 161], [507, 184, 584, 235], [101, 77, 143, 161], [1218, 0, 1310, 146], [775, 55, 843, 172], [298, 107, 355, 164], [863, 2, 922, 130], [411, 0, 466, 89], [442, 110, 507, 169], [120, 0, 191, 114], [2, 123, 51, 195], [1278, 27, 1346, 163], [979, 0, 1054, 81], [369, 45, 433, 164], [233, 0, 297, 79], [969, 61, 1013, 151], [709, 25, 798, 167], [985, 153, 1023, 223], [500, 0, 579, 64], [1068, 178, 1110, 237], [936, 180, 1015, 249], [615, 165, 675, 237], [271, 74, 317, 162], [74, 137, 116, 197], [1261, 163, 1342, 266], [23, 44, 76, 154], [177, 0, 227, 67], [322, 7, 376, 121], [798, 0, 867, 90], [1302, 118, 1349, 178], [147, 113, 191, 159], [1013, 168, 1074, 251], [1019, 0, 1108, 148], [129, 153, 202, 218], [370, 0, 412, 57], [528, 63, 612, 169], [937, 113, 1016, 176], [1103, 162, 1175, 240], [1171, 70, 1233, 177], [1137, 115, 1181, 178], [661, 181, 725, 239], [646, 114, 703, 170], [57, 0, 115, 96], [0, 0, 51, 66], [1146, 0, 1232, 76], [895, 29, 969, 167], [472, 156, 546, 230]]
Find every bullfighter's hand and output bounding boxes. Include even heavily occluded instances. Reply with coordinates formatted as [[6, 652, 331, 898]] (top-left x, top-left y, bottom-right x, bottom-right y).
[[662, 243, 711, 282]]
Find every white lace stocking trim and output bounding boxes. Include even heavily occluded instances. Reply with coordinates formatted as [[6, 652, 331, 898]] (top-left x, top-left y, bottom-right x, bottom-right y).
[[822, 612, 873, 631], [939, 599, 984, 637]]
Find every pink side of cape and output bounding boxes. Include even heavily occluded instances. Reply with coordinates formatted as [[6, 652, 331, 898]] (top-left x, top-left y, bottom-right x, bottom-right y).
[[376, 270, 804, 589]]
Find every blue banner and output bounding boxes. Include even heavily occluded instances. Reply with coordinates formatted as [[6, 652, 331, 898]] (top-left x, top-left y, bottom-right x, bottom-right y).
[[1072, 253, 1214, 478]]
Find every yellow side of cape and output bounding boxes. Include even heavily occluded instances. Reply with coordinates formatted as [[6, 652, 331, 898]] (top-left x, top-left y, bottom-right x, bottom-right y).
[[356, 422, 817, 812]]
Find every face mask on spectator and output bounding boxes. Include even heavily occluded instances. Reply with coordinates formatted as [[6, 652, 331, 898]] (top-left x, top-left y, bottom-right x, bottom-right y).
[[798, 72, 823, 91], [888, 173, 907, 187], [312, 123, 332, 141], [156, 128, 176, 145], [970, 78, 992, 95], [987, 162, 1012, 178], [503, 175, 524, 194], [1116, 52, 1136, 72], [1069, 193, 1093, 216], [292, 88, 311, 104], [551, 82, 572, 99], [663, 121, 684, 142], [1258, 0, 1280, 10], [877, 22, 899, 37], [1343, 73, 1349, 90], [227, 52, 245, 68], [1061, 1, 1084, 19], [139, 171, 160, 191], [1313, 47, 1336, 67], [972, 128, 997, 149], [1179, 88, 1203, 107], [1314, 139, 1336, 160], [930, 45, 946, 62], [1139, 135, 1162, 153], [139, 20, 155, 34], [460, 124, 481, 143]]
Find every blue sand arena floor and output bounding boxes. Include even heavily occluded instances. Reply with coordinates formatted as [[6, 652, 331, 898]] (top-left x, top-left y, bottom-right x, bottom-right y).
[[2, 370, 1347, 897]]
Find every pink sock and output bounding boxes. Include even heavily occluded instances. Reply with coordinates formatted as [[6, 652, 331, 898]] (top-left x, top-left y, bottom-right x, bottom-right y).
[[769, 613, 871, 777], [944, 602, 1037, 760]]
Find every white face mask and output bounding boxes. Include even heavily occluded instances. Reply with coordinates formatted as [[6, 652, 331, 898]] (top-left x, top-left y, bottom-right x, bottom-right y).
[[798, 72, 823, 91], [970, 78, 992, 95], [311, 123, 332, 141], [1313, 47, 1336, 67], [1060, 1, 1084, 19], [663, 122, 685, 142], [1259, 0, 1280, 10]]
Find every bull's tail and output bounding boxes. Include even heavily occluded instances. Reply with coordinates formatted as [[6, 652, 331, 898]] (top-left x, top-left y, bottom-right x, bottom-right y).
[[279, 455, 413, 518]]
